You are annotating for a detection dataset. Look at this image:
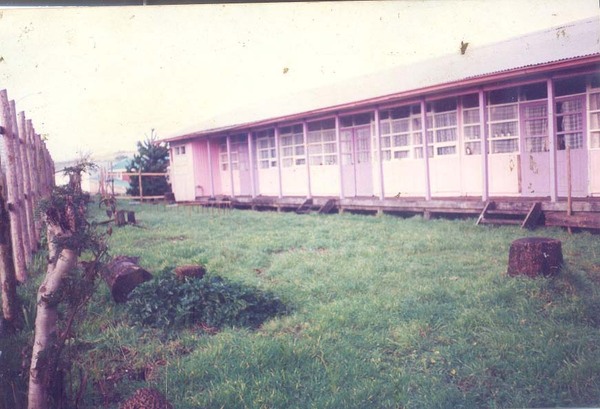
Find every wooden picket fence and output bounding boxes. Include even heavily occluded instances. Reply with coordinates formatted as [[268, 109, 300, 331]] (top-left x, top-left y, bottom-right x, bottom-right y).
[[0, 89, 55, 284]]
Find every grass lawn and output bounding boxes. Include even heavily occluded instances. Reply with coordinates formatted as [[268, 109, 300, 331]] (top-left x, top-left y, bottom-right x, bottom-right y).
[[4, 200, 600, 408]]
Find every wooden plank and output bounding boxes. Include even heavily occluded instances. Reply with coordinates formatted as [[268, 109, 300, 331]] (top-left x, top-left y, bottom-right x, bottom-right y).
[[476, 201, 493, 225], [319, 199, 337, 214], [521, 202, 543, 230], [479, 217, 522, 226], [544, 212, 600, 229]]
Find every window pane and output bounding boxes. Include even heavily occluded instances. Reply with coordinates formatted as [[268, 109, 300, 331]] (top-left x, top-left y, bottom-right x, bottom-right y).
[[436, 128, 456, 143], [557, 133, 583, 150], [557, 114, 582, 132], [591, 112, 600, 130], [591, 131, 600, 149], [437, 146, 456, 155], [463, 125, 480, 140], [465, 141, 481, 155], [281, 135, 292, 146], [322, 130, 336, 142], [521, 82, 547, 100], [491, 139, 518, 153], [591, 93, 600, 111], [524, 105, 547, 119], [434, 112, 457, 127], [526, 136, 548, 153], [463, 108, 480, 124], [490, 122, 517, 137], [525, 119, 547, 136], [392, 119, 410, 133], [393, 134, 409, 147], [394, 150, 409, 159], [489, 105, 517, 121], [556, 99, 582, 114]]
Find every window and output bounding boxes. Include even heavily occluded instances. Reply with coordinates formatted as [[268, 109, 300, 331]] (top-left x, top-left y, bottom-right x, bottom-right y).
[[523, 104, 548, 153], [280, 124, 306, 167], [488, 91, 519, 153], [555, 76, 586, 97], [174, 145, 186, 155], [462, 95, 481, 155], [556, 97, 584, 150], [590, 89, 600, 149], [255, 129, 277, 169], [307, 119, 337, 166], [219, 135, 245, 171], [379, 104, 422, 160], [219, 142, 229, 171], [521, 82, 547, 101], [427, 98, 458, 156]]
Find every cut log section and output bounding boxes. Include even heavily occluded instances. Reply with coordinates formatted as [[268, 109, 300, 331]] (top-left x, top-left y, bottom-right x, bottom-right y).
[[507, 237, 563, 278], [103, 256, 152, 303], [174, 264, 206, 280]]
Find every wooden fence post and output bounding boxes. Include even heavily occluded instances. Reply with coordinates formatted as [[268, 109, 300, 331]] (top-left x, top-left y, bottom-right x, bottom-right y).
[[138, 168, 143, 202], [17, 111, 34, 262], [26, 119, 40, 248], [10, 101, 31, 269], [0, 143, 19, 331], [0, 90, 28, 282]]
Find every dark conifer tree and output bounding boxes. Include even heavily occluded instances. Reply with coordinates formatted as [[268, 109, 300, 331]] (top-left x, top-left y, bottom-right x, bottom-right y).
[[126, 129, 171, 197]]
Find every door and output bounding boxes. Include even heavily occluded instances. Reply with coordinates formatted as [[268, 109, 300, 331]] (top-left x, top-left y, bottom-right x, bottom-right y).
[[555, 96, 587, 197], [520, 102, 550, 197], [340, 126, 373, 197]]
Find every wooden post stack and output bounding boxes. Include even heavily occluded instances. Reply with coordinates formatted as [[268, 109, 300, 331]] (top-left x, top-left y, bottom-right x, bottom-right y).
[[0, 89, 55, 283]]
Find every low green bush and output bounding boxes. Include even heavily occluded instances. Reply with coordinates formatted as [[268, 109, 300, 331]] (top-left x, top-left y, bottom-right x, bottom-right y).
[[126, 272, 288, 330]]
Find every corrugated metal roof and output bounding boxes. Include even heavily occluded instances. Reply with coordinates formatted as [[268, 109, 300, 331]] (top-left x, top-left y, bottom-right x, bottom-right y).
[[164, 16, 600, 142]]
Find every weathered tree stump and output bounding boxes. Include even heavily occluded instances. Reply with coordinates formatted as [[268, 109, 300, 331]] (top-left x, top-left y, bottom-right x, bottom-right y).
[[507, 237, 563, 278], [115, 210, 127, 227], [174, 264, 206, 280], [103, 256, 152, 303], [126, 211, 136, 225]]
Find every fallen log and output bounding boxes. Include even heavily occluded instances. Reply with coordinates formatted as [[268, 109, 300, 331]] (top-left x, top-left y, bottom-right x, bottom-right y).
[[103, 256, 152, 303]]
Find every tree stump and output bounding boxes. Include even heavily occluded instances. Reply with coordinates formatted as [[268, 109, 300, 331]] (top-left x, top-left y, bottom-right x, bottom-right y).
[[174, 264, 206, 280], [507, 237, 563, 278], [103, 256, 152, 303], [115, 210, 127, 227], [126, 211, 136, 225]]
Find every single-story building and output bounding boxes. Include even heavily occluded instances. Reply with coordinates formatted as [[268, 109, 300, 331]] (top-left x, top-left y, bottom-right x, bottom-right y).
[[162, 17, 600, 224]]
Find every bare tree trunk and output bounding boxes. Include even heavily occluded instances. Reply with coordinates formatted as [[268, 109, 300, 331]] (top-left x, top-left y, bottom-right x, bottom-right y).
[[27, 223, 77, 409], [0, 178, 19, 331], [17, 110, 33, 262], [0, 90, 28, 282], [28, 126, 42, 247]]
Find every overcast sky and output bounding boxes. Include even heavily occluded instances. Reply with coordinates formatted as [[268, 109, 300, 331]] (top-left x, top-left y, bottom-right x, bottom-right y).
[[0, 0, 598, 163]]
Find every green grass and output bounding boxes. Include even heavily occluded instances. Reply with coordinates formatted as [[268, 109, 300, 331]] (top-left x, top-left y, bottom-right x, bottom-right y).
[[4, 200, 600, 408]]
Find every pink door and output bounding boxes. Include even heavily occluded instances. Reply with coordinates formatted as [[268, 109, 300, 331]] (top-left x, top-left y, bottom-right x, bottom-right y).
[[555, 96, 587, 197], [520, 102, 550, 197], [340, 126, 373, 197]]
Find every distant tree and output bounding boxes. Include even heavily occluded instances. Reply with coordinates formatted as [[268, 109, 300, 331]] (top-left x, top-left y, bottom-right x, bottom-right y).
[[126, 129, 170, 197]]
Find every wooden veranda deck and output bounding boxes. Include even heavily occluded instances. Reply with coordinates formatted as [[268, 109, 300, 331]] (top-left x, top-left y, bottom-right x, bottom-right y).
[[183, 195, 600, 230]]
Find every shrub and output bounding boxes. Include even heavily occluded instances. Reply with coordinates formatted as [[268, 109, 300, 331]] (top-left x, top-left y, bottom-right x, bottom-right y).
[[126, 273, 287, 330]]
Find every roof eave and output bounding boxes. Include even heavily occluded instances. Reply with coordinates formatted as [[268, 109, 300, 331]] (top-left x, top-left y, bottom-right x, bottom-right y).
[[162, 53, 600, 144]]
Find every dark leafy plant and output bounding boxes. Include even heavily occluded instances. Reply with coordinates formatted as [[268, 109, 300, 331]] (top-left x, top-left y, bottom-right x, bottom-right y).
[[126, 273, 288, 330]]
